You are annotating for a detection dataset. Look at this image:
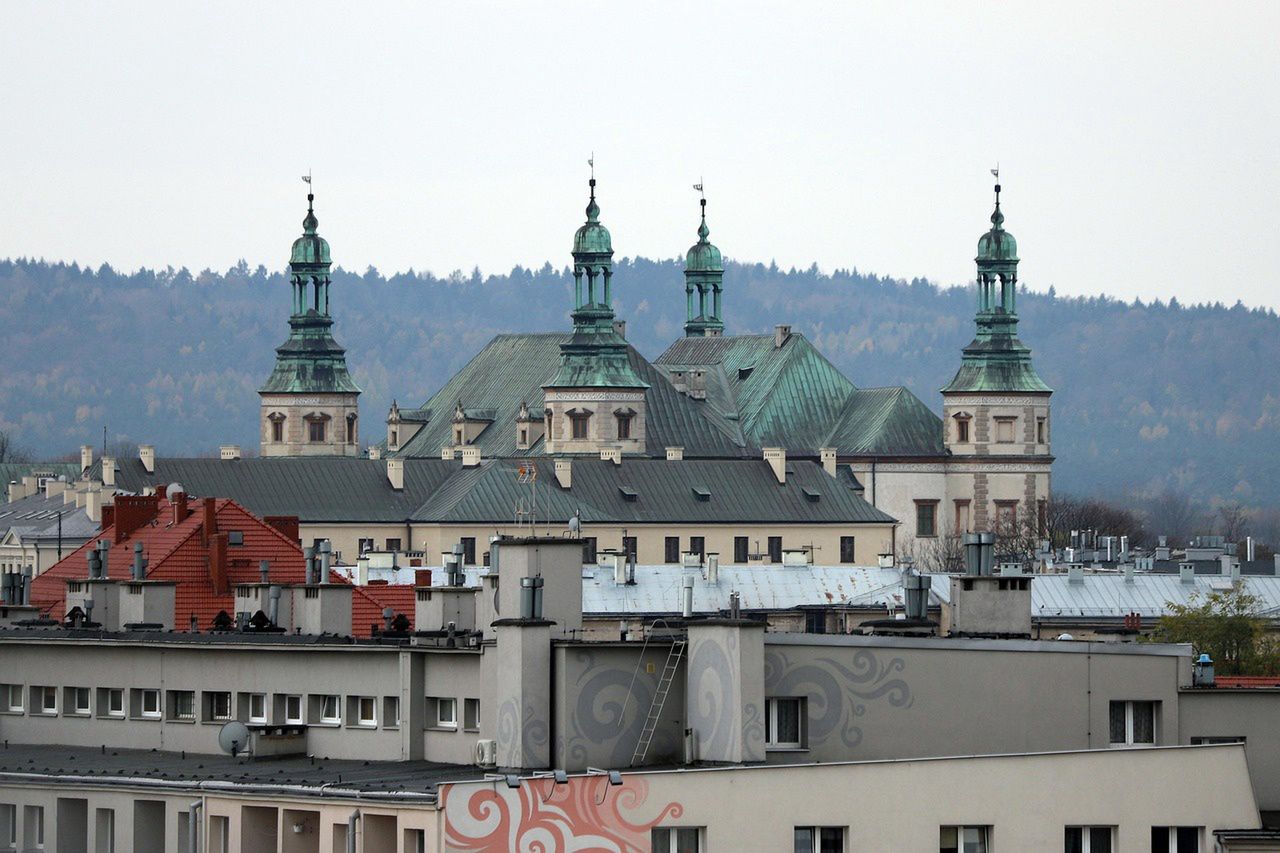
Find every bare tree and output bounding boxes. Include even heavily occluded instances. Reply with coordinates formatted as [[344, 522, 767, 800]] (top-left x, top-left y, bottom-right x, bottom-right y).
[[0, 430, 33, 464], [1143, 490, 1203, 546], [1218, 502, 1251, 544]]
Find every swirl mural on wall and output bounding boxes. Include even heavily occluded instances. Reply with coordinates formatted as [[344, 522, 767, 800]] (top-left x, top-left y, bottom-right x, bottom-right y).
[[763, 648, 912, 749], [562, 649, 682, 768], [497, 697, 550, 768], [687, 631, 739, 759], [441, 774, 683, 853]]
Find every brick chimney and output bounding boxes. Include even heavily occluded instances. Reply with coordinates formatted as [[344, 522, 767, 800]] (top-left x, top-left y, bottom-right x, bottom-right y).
[[172, 489, 189, 526], [209, 532, 229, 595], [201, 497, 218, 547], [113, 495, 160, 544], [101, 504, 115, 530]]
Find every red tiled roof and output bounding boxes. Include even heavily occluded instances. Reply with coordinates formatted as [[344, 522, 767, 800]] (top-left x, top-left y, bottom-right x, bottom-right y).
[[32, 498, 306, 631], [352, 584, 417, 637], [1214, 676, 1280, 688]]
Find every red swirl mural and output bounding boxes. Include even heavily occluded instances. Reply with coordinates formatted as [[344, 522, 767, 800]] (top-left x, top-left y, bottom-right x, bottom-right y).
[[441, 774, 683, 852]]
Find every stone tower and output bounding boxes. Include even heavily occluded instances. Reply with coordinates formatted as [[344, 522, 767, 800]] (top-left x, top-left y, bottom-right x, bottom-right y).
[[542, 175, 649, 454], [259, 192, 361, 457], [941, 178, 1052, 535], [683, 195, 725, 337]]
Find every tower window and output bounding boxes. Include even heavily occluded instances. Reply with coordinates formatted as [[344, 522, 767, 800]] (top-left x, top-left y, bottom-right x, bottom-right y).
[[1036, 417, 1047, 444], [570, 413, 591, 440], [272, 419, 284, 443], [616, 413, 633, 440], [390, 429, 398, 447], [454, 427, 464, 445], [346, 414, 358, 445], [995, 501, 1019, 535], [519, 427, 528, 446], [954, 500, 971, 534], [953, 414, 971, 444], [308, 420, 326, 443]]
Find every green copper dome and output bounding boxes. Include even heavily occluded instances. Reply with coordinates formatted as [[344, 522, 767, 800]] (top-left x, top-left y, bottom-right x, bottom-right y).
[[976, 198, 1017, 262], [685, 204, 723, 272], [291, 195, 332, 265], [573, 179, 613, 255]]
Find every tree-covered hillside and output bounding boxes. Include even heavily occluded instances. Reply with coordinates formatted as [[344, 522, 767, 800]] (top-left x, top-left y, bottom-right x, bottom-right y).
[[1, 258, 1277, 508]]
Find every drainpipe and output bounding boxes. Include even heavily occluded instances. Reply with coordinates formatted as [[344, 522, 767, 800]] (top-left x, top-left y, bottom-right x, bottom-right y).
[[346, 809, 361, 853], [870, 460, 877, 507], [188, 801, 202, 853]]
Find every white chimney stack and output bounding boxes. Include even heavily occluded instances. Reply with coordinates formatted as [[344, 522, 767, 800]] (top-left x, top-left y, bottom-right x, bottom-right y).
[[138, 445, 156, 474], [219, 445, 241, 461], [80, 445, 93, 472], [666, 446, 684, 461], [600, 446, 622, 466], [386, 458, 404, 491], [763, 448, 786, 484], [461, 446, 482, 467], [774, 324, 791, 348], [820, 448, 838, 477], [554, 459, 572, 489], [707, 553, 719, 584], [100, 456, 116, 488]]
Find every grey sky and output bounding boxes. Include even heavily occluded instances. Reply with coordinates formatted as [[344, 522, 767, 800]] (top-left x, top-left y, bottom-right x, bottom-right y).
[[2, 1, 1277, 308]]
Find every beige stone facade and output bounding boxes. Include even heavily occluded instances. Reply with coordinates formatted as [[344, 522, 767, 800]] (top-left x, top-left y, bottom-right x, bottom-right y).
[[542, 387, 647, 455], [260, 392, 361, 458]]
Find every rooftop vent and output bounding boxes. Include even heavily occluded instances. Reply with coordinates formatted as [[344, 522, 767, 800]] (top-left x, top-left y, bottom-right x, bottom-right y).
[[692, 486, 711, 502], [618, 486, 638, 502], [802, 487, 820, 503], [665, 446, 684, 461], [774, 324, 791, 348], [737, 366, 754, 381]]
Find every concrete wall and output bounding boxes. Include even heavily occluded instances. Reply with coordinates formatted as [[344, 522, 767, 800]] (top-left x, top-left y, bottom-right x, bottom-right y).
[[1180, 688, 1280, 813], [438, 745, 1258, 852], [760, 634, 1189, 764]]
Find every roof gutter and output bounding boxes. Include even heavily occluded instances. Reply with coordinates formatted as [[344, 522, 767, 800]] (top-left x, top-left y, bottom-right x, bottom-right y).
[[0, 771, 439, 804]]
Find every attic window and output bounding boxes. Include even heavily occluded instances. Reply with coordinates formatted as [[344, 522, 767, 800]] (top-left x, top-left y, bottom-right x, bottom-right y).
[[692, 486, 711, 502], [738, 367, 754, 381], [802, 487, 820, 503], [228, 531, 245, 546], [619, 486, 638, 502]]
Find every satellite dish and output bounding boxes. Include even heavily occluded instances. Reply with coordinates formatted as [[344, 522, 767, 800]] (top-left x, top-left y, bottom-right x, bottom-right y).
[[568, 510, 581, 537], [218, 721, 251, 756]]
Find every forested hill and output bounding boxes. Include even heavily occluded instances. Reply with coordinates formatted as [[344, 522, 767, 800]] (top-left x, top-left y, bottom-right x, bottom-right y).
[[1, 257, 1277, 507]]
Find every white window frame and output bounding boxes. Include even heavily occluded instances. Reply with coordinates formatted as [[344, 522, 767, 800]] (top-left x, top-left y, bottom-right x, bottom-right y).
[[432, 696, 458, 729], [36, 685, 57, 715], [71, 686, 91, 716], [284, 694, 303, 724], [1151, 826, 1202, 852], [248, 693, 267, 724], [3, 683, 22, 712], [356, 696, 377, 727], [794, 826, 846, 852], [141, 689, 161, 719], [463, 697, 480, 732], [765, 696, 804, 749], [319, 694, 341, 724], [651, 827, 702, 852], [26, 805, 44, 849], [106, 688, 124, 717], [1065, 825, 1116, 852], [1109, 699, 1157, 746], [1, 803, 15, 846], [940, 825, 989, 853]]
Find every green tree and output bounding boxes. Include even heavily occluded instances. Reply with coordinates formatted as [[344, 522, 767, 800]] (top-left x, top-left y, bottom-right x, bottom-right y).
[[1152, 587, 1279, 675]]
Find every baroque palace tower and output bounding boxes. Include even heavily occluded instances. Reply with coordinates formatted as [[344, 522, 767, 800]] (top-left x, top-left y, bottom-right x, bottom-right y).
[[683, 194, 725, 337], [541, 175, 649, 454], [941, 178, 1053, 534], [259, 191, 362, 457]]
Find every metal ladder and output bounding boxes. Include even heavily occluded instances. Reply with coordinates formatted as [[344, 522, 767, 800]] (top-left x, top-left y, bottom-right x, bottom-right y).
[[631, 638, 686, 766]]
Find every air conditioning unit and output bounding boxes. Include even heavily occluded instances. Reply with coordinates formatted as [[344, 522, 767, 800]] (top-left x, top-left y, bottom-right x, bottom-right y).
[[475, 739, 497, 768]]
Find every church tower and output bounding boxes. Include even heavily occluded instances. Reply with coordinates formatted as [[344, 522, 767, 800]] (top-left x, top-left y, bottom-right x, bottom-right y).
[[543, 175, 649, 454], [259, 191, 361, 457], [683, 194, 724, 337], [941, 177, 1052, 535]]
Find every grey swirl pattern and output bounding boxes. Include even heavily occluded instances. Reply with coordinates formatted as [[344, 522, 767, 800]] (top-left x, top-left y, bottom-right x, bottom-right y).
[[763, 649, 912, 749], [688, 636, 739, 759], [563, 649, 680, 768]]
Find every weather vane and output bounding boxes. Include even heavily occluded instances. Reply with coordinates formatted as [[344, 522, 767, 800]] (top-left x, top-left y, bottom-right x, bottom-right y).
[[588, 153, 594, 179], [693, 178, 704, 200]]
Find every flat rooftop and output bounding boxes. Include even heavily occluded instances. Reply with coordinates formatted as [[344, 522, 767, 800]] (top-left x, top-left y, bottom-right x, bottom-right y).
[[0, 744, 483, 801]]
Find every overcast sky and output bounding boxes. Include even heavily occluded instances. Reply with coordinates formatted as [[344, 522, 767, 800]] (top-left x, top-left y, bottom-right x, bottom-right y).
[[2, 2, 1277, 308]]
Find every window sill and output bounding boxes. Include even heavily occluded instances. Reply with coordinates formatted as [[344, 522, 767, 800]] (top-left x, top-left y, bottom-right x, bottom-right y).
[[167, 718, 197, 725], [347, 723, 378, 730], [314, 721, 342, 728], [463, 726, 480, 734], [765, 746, 808, 753], [426, 725, 459, 733], [915, 535, 938, 540]]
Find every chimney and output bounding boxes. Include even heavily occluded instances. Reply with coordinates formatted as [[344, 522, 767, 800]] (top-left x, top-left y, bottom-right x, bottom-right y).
[[763, 448, 786, 484], [6, 481, 20, 503], [1246, 537, 1255, 562], [687, 369, 707, 400], [1067, 565, 1084, 585], [1123, 561, 1135, 583], [85, 488, 103, 524], [612, 319, 626, 339], [265, 516, 300, 543], [138, 445, 155, 474], [440, 446, 455, 461], [1221, 554, 1241, 584], [101, 504, 115, 531], [682, 574, 695, 618], [80, 445, 93, 472], [554, 459, 572, 489], [461, 446, 482, 467], [820, 448, 838, 477], [101, 456, 116, 488], [600, 447, 622, 466], [706, 553, 719, 584], [201, 497, 217, 547], [386, 458, 404, 490], [132, 542, 148, 581], [172, 489, 189, 525], [666, 446, 684, 461], [209, 532, 229, 595], [613, 553, 627, 585], [774, 324, 791, 348], [259, 560, 270, 584], [219, 445, 241, 461], [1180, 563, 1196, 584]]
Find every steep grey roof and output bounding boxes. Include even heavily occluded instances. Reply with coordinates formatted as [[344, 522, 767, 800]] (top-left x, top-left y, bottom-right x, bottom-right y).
[[0, 462, 81, 485], [0, 491, 98, 541], [103, 457, 458, 523], [391, 334, 747, 460], [823, 387, 944, 456], [411, 457, 895, 525]]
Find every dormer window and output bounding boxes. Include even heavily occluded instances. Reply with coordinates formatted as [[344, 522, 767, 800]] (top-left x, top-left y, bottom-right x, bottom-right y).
[[390, 429, 398, 448], [454, 426, 464, 445], [519, 427, 529, 445], [953, 413, 971, 444]]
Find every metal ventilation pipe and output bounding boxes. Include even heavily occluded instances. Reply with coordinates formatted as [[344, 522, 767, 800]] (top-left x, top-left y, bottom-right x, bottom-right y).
[[451, 542, 466, 586], [962, 533, 981, 576], [21, 568, 31, 605], [259, 560, 270, 584], [98, 539, 111, 578], [319, 540, 332, 583], [86, 549, 100, 580], [613, 553, 627, 585], [729, 590, 741, 620], [903, 571, 931, 620], [132, 542, 147, 581], [1247, 537, 1256, 562], [682, 574, 694, 618], [268, 586, 281, 627], [382, 607, 394, 632], [302, 546, 315, 585], [519, 576, 544, 619], [978, 532, 996, 576], [187, 801, 202, 853], [83, 598, 94, 624], [707, 554, 719, 584]]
